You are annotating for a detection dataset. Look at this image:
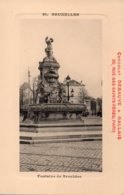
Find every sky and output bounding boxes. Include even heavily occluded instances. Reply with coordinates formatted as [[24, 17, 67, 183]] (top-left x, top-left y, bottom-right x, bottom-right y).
[[20, 18, 102, 98]]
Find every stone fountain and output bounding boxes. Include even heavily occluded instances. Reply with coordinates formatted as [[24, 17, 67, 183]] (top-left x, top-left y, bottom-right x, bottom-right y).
[[21, 37, 88, 123]]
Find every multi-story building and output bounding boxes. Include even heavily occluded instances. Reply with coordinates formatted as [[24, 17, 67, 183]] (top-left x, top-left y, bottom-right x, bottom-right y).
[[63, 78, 86, 104]]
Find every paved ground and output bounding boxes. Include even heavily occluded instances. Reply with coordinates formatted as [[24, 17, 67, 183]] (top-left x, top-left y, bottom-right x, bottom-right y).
[[20, 140, 102, 172]]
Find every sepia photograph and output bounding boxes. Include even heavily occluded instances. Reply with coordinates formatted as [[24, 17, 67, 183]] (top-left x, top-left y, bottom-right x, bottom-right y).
[[19, 18, 102, 172], [1, 0, 124, 194]]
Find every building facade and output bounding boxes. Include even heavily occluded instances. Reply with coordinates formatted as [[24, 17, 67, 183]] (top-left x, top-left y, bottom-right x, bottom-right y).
[[63, 79, 86, 104]]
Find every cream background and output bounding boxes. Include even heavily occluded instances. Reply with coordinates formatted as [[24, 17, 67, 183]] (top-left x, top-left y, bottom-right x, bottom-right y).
[[0, 0, 124, 195]]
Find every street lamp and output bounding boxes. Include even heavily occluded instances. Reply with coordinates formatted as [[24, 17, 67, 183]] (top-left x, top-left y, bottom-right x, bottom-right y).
[[65, 75, 74, 102], [65, 75, 71, 101]]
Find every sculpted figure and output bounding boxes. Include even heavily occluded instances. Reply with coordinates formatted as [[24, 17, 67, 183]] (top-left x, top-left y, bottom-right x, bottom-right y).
[[42, 37, 57, 63], [45, 37, 54, 58], [45, 37, 54, 49]]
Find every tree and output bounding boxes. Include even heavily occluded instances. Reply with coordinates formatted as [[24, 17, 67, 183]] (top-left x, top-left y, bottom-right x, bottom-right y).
[[79, 86, 88, 103], [30, 76, 40, 104], [20, 82, 31, 107]]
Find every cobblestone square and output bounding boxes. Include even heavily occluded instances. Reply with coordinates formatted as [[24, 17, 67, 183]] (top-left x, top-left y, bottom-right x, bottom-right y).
[[20, 140, 102, 172]]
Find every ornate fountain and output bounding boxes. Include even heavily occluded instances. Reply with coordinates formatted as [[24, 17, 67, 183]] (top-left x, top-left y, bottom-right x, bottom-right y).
[[23, 37, 87, 122]]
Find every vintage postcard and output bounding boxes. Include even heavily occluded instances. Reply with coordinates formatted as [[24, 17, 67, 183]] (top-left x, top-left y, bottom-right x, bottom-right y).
[[19, 16, 102, 173], [0, 0, 124, 195]]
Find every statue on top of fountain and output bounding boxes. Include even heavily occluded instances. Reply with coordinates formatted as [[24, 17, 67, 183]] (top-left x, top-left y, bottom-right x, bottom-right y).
[[43, 37, 57, 62], [37, 37, 66, 104]]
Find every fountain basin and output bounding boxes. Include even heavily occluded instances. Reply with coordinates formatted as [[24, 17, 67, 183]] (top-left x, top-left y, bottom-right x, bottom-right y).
[[20, 103, 89, 122]]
